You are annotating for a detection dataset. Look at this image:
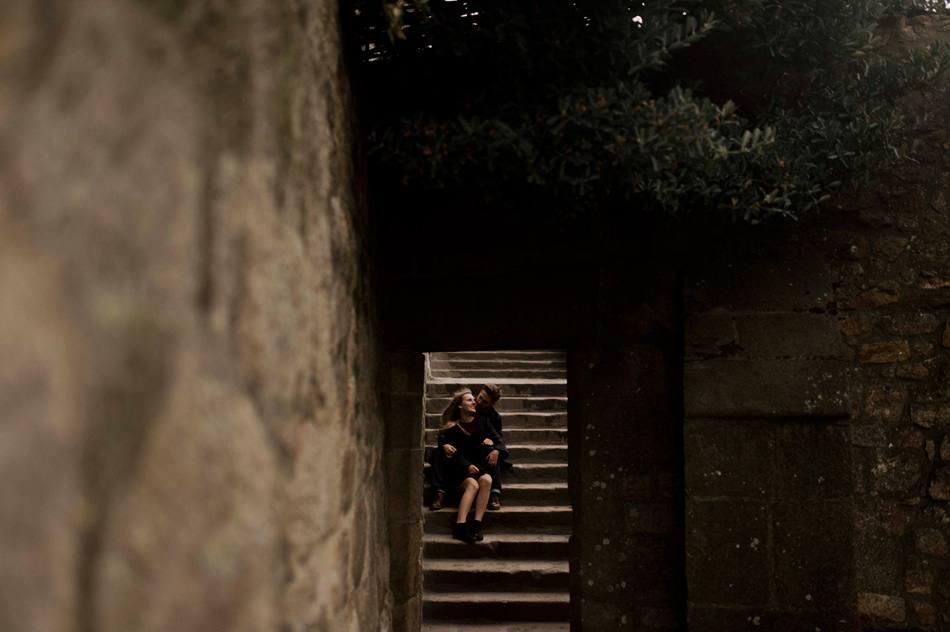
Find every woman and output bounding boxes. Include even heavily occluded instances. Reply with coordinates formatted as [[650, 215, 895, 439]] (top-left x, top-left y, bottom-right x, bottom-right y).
[[438, 390, 507, 543]]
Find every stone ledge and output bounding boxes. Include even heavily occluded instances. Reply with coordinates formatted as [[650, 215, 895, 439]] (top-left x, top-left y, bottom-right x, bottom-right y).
[[685, 359, 851, 418]]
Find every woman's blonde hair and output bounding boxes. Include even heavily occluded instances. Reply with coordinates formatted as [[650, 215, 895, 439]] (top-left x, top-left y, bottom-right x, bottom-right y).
[[439, 390, 471, 435]]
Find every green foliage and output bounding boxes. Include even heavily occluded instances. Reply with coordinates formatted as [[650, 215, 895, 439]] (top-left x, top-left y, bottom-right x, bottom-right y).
[[353, 0, 950, 221]]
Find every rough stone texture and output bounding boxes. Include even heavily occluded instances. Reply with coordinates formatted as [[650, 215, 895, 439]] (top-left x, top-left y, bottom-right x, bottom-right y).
[[737, 313, 851, 359], [905, 570, 934, 594], [910, 600, 938, 626], [930, 467, 950, 501], [914, 528, 949, 558], [685, 501, 770, 605], [858, 341, 912, 364], [858, 593, 906, 623], [0, 2, 392, 631]]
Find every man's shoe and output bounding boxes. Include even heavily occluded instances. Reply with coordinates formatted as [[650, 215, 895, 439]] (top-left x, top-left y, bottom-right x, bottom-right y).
[[428, 491, 445, 511], [487, 493, 501, 511]]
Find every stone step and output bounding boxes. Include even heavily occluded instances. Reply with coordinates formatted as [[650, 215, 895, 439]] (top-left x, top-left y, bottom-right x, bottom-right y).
[[425, 444, 567, 464], [501, 482, 570, 505], [422, 622, 569, 632], [425, 428, 568, 446], [423, 592, 570, 622], [423, 533, 570, 560], [430, 369, 566, 379], [426, 412, 568, 429], [426, 397, 567, 413], [424, 559, 569, 592], [425, 380, 567, 398], [423, 481, 570, 506], [423, 351, 570, 631], [424, 506, 573, 533], [430, 359, 566, 370], [431, 351, 565, 362], [424, 461, 567, 483]]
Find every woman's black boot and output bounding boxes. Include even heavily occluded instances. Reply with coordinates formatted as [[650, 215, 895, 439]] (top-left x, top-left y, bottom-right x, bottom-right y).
[[452, 522, 476, 544], [470, 519, 483, 542]]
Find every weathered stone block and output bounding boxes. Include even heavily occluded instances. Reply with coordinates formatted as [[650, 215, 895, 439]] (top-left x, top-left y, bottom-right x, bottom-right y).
[[858, 593, 906, 623], [777, 423, 852, 499], [914, 528, 949, 557], [913, 407, 936, 428], [910, 600, 937, 625], [865, 385, 907, 423], [685, 501, 769, 605], [385, 448, 424, 522], [853, 448, 926, 497], [623, 502, 679, 536], [684, 360, 850, 418], [930, 466, 950, 500], [383, 393, 424, 452], [905, 570, 934, 594], [773, 502, 853, 610], [570, 345, 668, 399], [839, 317, 870, 336], [684, 419, 775, 499], [895, 363, 929, 380], [382, 351, 426, 394], [737, 313, 850, 359], [858, 340, 911, 363], [854, 535, 901, 594], [387, 519, 423, 601], [886, 312, 938, 334], [875, 236, 910, 260], [925, 214, 948, 235], [837, 282, 900, 310], [854, 500, 905, 536], [823, 231, 868, 260], [575, 596, 636, 631], [392, 595, 421, 632], [684, 314, 736, 360], [852, 424, 888, 448], [686, 607, 776, 632], [895, 427, 925, 449], [919, 270, 950, 290]]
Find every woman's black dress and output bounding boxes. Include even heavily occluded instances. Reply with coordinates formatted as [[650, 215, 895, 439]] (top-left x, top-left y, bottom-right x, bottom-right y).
[[437, 418, 509, 490]]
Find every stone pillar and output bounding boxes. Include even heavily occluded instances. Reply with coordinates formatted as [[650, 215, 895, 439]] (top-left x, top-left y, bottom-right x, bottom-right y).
[[568, 264, 685, 631], [381, 351, 426, 632]]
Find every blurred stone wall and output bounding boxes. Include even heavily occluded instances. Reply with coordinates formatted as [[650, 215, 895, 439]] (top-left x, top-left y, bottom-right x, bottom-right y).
[[0, 1, 391, 631]]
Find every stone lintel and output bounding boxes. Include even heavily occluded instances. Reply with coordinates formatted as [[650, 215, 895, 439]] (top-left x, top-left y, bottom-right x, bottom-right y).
[[684, 359, 850, 419]]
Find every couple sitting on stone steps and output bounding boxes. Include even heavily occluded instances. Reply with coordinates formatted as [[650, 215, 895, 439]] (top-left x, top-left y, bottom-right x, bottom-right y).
[[428, 384, 509, 544]]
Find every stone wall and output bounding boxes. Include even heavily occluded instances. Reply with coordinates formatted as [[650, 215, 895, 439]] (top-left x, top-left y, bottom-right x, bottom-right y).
[[682, 15, 950, 630], [684, 253, 856, 629], [0, 1, 392, 631]]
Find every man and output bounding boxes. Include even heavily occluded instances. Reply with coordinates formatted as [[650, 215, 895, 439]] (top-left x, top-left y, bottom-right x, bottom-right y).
[[428, 383, 507, 512], [474, 383, 506, 511]]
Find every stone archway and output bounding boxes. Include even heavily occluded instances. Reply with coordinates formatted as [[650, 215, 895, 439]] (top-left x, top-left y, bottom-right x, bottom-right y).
[[380, 262, 688, 631]]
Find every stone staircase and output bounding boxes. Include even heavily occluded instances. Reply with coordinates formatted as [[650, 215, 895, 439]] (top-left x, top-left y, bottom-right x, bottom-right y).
[[422, 350, 571, 631]]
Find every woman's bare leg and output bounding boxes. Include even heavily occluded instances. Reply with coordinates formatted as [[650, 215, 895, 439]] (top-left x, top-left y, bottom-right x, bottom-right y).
[[473, 474, 492, 521], [457, 478, 478, 523]]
